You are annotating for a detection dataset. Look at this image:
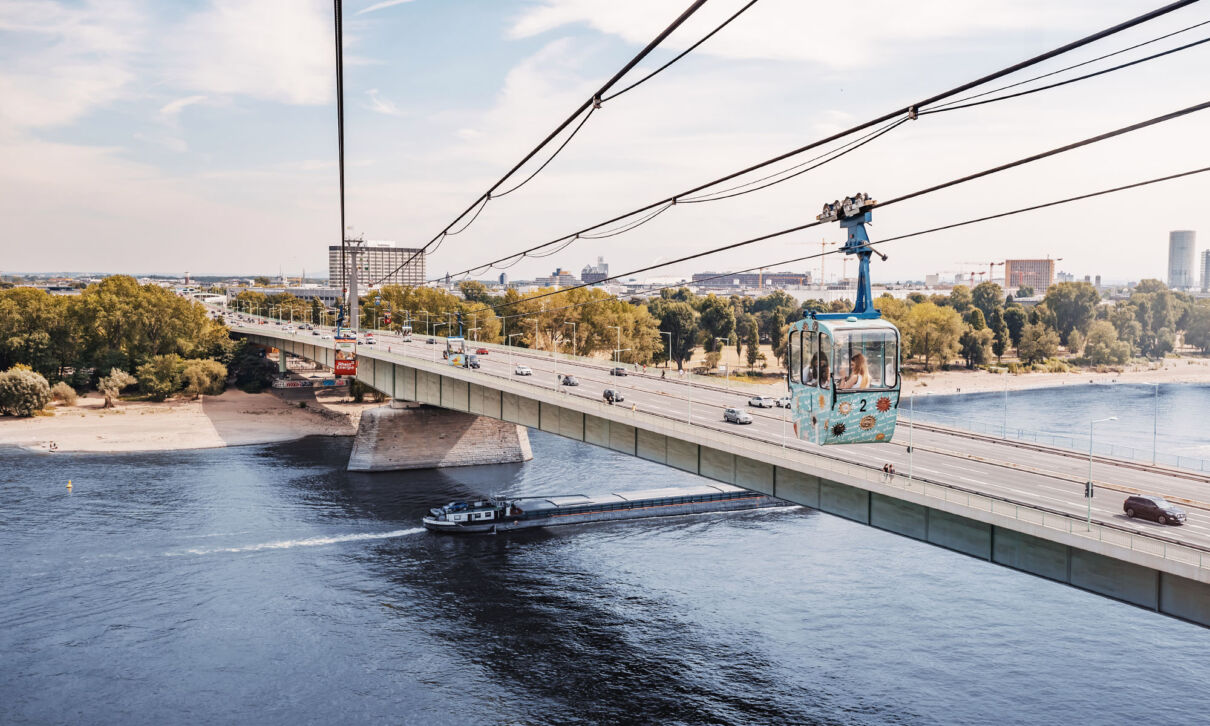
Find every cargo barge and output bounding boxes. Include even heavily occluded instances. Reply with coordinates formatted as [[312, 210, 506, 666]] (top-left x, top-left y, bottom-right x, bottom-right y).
[[423, 483, 783, 534]]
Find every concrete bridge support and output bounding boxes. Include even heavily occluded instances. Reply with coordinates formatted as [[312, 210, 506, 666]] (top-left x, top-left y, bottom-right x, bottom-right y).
[[347, 402, 532, 472]]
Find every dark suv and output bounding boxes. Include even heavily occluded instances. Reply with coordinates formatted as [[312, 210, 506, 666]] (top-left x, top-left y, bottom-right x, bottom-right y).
[[610, 367, 627, 377], [1123, 495, 1186, 525]]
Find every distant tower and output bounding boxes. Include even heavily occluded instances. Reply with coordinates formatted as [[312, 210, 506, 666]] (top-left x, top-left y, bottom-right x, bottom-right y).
[[184, 271, 190, 286], [1167, 230, 1196, 289], [1201, 250, 1210, 293], [498, 272, 508, 286]]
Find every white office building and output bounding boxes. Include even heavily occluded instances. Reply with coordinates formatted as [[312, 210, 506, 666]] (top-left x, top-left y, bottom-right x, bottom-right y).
[[328, 241, 425, 290], [1167, 230, 1196, 290]]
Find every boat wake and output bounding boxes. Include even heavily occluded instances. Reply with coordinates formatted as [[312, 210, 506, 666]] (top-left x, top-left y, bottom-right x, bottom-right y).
[[166, 528, 425, 556]]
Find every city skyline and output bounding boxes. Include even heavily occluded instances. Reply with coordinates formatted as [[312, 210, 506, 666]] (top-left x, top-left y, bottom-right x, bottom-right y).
[[2, 1, 1208, 281]]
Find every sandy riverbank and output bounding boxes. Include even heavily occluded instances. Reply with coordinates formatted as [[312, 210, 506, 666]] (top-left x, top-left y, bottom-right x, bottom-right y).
[[903, 357, 1210, 396], [0, 390, 380, 454]]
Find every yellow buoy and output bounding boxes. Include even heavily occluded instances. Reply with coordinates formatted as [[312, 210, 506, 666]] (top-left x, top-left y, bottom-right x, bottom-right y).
[[66, 480, 72, 491]]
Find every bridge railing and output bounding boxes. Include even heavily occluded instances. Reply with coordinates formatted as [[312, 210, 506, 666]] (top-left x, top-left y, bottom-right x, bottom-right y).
[[901, 409, 1210, 475]]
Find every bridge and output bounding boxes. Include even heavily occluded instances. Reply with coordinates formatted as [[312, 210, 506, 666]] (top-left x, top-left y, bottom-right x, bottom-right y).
[[231, 316, 1210, 629]]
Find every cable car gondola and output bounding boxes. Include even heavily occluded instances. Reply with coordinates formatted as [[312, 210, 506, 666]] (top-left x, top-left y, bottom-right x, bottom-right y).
[[787, 193, 900, 445]]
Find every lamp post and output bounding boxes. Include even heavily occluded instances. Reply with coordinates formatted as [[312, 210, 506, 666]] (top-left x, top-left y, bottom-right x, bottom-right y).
[[1087, 416, 1118, 530], [418, 310, 430, 336], [609, 326, 622, 364], [508, 333, 523, 370], [715, 337, 730, 387], [1002, 368, 1008, 439], [469, 327, 481, 342], [564, 322, 576, 358]]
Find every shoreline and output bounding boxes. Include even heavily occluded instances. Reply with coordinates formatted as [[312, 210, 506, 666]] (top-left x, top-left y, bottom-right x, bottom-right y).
[[0, 389, 378, 454], [902, 357, 1210, 397]]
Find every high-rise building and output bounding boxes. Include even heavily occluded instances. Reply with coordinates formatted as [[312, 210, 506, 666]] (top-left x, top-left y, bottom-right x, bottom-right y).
[[1200, 250, 1210, 292], [581, 256, 610, 285], [328, 241, 425, 290], [1168, 230, 1196, 289], [1004, 259, 1055, 293]]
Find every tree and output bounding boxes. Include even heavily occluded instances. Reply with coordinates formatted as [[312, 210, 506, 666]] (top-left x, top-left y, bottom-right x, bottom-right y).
[[746, 336, 759, 369], [971, 282, 1004, 321], [0, 367, 51, 416], [903, 301, 963, 368], [1184, 304, 1210, 353], [137, 354, 187, 401], [959, 326, 994, 368], [1003, 305, 1027, 349], [458, 280, 496, 305], [1016, 285, 1034, 298], [181, 359, 228, 398], [310, 297, 323, 325], [1083, 321, 1131, 365], [254, 276, 271, 286], [988, 308, 1010, 363], [1042, 282, 1099, 344], [948, 284, 972, 312], [652, 301, 698, 371], [50, 381, 78, 406], [698, 295, 735, 352], [98, 370, 137, 408], [1066, 329, 1085, 356], [1017, 323, 1060, 364], [964, 307, 986, 330]]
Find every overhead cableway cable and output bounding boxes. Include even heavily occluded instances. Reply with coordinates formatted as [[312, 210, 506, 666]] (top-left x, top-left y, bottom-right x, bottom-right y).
[[483, 164, 1210, 328], [466, 98, 1210, 315], [371, 0, 711, 286], [922, 33, 1210, 115], [429, 0, 1201, 284], [927, 16, 1210, 112]]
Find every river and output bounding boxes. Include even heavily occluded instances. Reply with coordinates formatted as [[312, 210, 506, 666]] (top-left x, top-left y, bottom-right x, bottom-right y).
[[3, 429, 1209, 725]]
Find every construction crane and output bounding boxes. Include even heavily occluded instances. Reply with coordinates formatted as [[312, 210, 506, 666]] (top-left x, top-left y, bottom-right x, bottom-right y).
[[788, 238, 838, 288], [963, 261, 1005, 286]]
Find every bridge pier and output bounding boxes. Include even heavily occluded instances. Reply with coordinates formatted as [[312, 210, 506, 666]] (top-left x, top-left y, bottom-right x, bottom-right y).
[[347, 402, 533, 472]]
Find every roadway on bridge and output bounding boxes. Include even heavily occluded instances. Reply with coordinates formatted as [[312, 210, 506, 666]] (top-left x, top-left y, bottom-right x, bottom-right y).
[[233, 316, 1210, 550]]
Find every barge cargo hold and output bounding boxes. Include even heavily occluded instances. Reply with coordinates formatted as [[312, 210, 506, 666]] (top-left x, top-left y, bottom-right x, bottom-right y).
[[423, 483, 784, 534]]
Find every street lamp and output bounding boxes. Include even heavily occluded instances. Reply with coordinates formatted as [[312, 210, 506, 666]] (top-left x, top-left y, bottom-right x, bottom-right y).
[[508, 333, 523, 370], [1087, 416, 1118, 530], [1150, 382, 1159, 466], [563, 321, 576, 358], [469, 327, 481, 342], [609, 325, 622, 364]]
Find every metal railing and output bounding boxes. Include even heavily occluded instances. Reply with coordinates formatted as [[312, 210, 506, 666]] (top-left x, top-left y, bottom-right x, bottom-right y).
[[903, 409, 1210, 474]]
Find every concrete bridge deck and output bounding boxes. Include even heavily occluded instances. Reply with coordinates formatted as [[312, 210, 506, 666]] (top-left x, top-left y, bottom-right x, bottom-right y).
[[231, 317, 1210, 628]]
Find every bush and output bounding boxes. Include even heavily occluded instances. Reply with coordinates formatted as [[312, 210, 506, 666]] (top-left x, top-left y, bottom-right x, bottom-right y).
[[50, 381, 78, 406], [181, 359, 227, 398], [98, 370, 137, 408], [137, 354, 187, 401], [0, 367, 52, 416]]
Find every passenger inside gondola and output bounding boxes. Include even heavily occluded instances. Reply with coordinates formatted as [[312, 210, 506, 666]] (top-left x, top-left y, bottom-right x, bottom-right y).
[[840, 352, 871, 389]]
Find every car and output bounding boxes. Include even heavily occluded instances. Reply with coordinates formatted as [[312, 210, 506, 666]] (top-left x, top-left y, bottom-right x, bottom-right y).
[[603, 388, 624, 404], [748, 396, 776, 408], [775, 396, 791, 408], [514, 365, 532, 376], [466, 354, 480, 369], [561, 375, 579, 387], [312, 330, 320, 336], [724, 408, 753, 424], [476, 348, 489, 355], [320, 334, 332, 340], [426, 338, 437, 344], [610, 367, 628, 377], [362, 337, 375, 345], [1123, 495, 1186, 525]]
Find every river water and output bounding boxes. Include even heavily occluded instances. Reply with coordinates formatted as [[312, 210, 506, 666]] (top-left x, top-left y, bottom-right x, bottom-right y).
[[3, 430, 1209, 725], [909, 382, 1210, 469]]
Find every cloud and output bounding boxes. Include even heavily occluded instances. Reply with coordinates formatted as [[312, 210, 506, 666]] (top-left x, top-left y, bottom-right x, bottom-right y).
[[356, 0, 421, 16], [158, 95, 207, 119], [0, 0, 143, 128], [164, 0, 334, 105], [509, 0, 1098, 68], [365, 88, 406, 117]]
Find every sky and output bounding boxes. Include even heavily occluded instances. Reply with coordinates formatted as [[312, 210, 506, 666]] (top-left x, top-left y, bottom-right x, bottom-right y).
[[1, 0, 1208, 284]]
